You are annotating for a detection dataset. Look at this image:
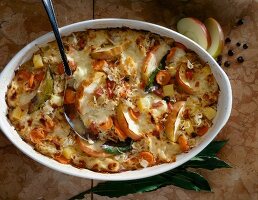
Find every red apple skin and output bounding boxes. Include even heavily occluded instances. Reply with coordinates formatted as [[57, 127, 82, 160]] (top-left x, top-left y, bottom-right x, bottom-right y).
[[176, 65, 194, 94], [189, 17, 212, 49]]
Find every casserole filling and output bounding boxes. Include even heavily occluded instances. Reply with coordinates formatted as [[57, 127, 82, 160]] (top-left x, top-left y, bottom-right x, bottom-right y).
[[6, 28, 219, 172]]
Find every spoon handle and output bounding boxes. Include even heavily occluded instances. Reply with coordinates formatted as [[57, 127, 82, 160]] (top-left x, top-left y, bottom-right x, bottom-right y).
[[41, 0, 72, 76]]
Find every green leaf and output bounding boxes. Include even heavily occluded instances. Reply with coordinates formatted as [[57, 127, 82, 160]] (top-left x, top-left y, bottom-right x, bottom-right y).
[[198, 140, 228, 156], [162, 169, 211, 191], [28, 68, 53, 113], [102, 139, 133, 155], [144, 51, 169, 92], [182, 156, 231, 170], [78, 176, 168, 198]]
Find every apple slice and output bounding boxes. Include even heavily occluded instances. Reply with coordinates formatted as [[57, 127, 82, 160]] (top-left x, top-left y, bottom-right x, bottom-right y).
[[204, 18, 224, 58], [176, 64, 196, 94], [116, 104, 143, 141], [90, 45, 122, 60], [165, 101, 185, 142], [77, 137, 111, 158], [142, 43, 170, 84], [177, 17, 211, 50]]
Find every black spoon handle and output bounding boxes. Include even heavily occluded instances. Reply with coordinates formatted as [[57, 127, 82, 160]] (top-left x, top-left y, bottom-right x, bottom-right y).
[[41, 0, 72, 76]]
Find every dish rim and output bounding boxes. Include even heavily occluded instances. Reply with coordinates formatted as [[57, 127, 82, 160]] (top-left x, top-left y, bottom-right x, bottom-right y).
[[0, 18, 232, 181]]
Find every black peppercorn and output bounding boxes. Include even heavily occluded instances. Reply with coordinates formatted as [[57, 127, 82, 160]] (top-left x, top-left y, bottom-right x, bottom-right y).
[[228, 49, 234, 56], [225, 37, 231, 43], [217, 55, 222, 61], [237, 56, 244, 63], [124, 76, 130, 82], [237, 19, 244, 26], [243, 43, 248, 49], [224, 61, 231, 67], [163, 96, 170, 103], [236, 42, 241, 47]]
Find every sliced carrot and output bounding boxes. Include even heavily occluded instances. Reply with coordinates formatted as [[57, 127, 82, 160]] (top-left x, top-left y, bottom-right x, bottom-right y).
[[156, 70, 171, 85], [54, 154, 70, 164], [57, 63, 65, 74], [197, 125, 209, 136], [92, 59, 107, 71], [29, 128, 47, 144], [28, 74, 35, 88], [64, 89, 76, 104], [128, 108, 140, 121], [99, 117, 113, 131], [17, 69, 31, 80], [139, 151, 155, 165], [174, 42, 187, 51], [113, 118, 127, 141], [166, 47, 177, 63], [178, 135, 190, 152]]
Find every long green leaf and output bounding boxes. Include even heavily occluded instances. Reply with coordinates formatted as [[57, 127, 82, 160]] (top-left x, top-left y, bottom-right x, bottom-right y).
[[183, 156, 231, 170], [164, 170, 211, 191], [197, 140, 228, 156]]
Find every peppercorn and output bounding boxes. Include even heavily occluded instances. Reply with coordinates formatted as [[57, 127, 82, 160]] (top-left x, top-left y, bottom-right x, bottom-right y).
[[217, 55, 222, 61], [237, 56, 244, 63], [124, 76, 130, 82], [217, 60, 222, 66], [162, 96, 170, 103], [236, 42, 241, 47], [228, 49, 234, 56], [225, 37, 231, 43], [243, 43, 248, 49], [224, 61, 231, 67], [237, 19, 244, 26]]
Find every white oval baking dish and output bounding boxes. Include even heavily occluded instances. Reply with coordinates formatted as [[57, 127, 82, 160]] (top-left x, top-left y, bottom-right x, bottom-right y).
[[0, 19, 232, 181]]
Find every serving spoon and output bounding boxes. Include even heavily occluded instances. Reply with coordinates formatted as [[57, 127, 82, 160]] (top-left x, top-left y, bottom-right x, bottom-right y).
[[42, 0, 89, 140]]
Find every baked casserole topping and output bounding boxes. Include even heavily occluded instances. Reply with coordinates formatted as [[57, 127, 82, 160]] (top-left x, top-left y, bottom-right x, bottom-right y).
[[6, 28, 219, 172]]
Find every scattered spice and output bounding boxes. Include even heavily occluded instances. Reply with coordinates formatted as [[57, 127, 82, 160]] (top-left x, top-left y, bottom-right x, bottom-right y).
[[225, 37, 231, 43], [237, 56, 244, 63], [217, 55, 222, 61], [236, 42, 241, 47], [237, 19, 244, 26], [224, 61, 231, 67], [243, 43, 248, 49], [228, 50, 234, 56]]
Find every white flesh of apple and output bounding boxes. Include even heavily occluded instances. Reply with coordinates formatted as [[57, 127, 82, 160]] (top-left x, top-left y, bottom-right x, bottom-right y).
[[177, 18, 210, 50]]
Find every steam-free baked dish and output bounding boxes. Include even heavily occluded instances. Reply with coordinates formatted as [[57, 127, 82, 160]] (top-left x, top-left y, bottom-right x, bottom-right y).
[[6, 28, 219, 172]]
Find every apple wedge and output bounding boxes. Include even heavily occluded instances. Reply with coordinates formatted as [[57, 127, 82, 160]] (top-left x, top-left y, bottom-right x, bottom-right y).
[[165, 101, 185, 142], [166, 47, 186, 64], [177, 17, 211, 50], [176, 64, 196, 94], [204, 18, 224, 58], [142, 43, 170, 84], [90, 45, 122, 60], [77, 137, 111, 158], [116, 104, 143, 141]]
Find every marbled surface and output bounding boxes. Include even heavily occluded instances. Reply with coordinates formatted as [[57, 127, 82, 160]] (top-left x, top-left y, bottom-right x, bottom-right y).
[[0, 0, 257, 199]]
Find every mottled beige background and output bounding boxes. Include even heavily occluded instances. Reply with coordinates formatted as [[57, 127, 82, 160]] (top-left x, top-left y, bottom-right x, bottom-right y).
[[0, 0, 257, 199]]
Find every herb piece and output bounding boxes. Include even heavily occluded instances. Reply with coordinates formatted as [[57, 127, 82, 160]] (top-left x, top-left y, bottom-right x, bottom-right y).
[[69, 140, 230, 200], [102, 139, 132, 155], [28, 68, 53, 113], [144, 51, 169, 92]]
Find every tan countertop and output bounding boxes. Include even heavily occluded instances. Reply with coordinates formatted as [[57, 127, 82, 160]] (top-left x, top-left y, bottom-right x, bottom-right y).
[[0, 0, 257, 199]]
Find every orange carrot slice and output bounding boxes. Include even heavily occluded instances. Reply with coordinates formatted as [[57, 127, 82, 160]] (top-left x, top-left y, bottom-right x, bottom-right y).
[[139, 151, 155, 165], [156, 70, 171, 85], [178, 135, 190, 152]]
